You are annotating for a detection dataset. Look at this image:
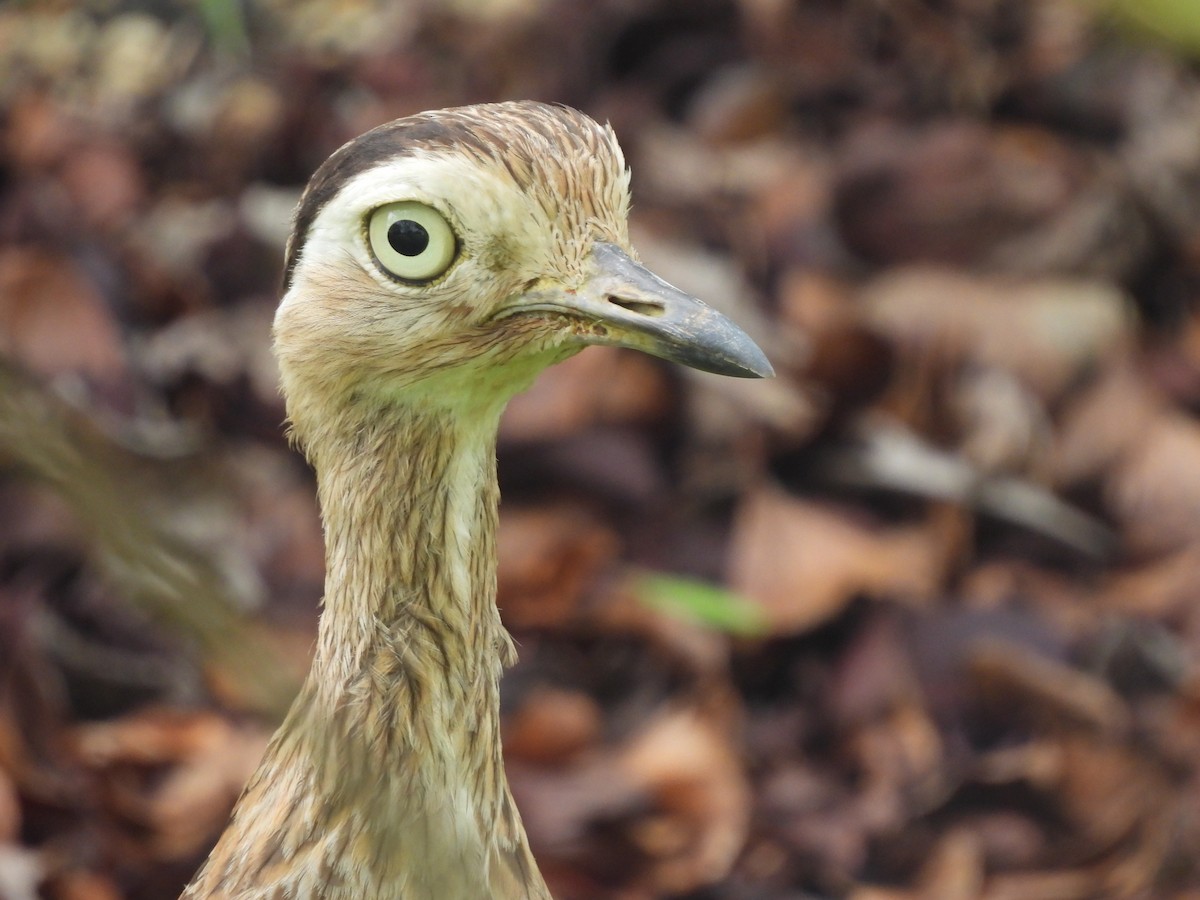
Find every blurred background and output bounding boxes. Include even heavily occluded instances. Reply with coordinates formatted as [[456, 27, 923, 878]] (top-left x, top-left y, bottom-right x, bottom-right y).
[[3, 0, 1200, 897]]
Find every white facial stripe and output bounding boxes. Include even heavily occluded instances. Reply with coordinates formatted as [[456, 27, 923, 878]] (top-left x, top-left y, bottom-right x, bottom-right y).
[[288, 154, 544, 297], [286, 135, 633, 301]]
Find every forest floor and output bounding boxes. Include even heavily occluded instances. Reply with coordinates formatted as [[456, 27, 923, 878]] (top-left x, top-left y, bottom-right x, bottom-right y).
[[3, 1, 1200, 898]]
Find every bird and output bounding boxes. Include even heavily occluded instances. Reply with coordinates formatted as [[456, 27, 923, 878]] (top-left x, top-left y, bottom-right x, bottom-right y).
[[180, 100, 772, 900]]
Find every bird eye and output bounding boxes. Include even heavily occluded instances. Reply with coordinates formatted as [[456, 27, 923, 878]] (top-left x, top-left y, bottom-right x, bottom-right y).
[[367, 201, 457, 283]]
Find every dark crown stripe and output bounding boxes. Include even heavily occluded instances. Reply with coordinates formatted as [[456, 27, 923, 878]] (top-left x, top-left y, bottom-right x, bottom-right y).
[[282, 101, 610, 291]]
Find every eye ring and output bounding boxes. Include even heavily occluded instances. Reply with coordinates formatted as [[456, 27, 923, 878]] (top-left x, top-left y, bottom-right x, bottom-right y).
[[367, 201, 458, 283]]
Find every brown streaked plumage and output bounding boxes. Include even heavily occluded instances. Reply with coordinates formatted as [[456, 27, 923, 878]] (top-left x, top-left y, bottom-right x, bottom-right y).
[[182, 101, 771, 900]]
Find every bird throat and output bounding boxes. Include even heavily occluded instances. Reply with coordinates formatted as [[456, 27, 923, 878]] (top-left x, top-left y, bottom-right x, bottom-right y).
[[307, 400, 527, 871], [312, 401, 514, 708], [185, 399, 546, 897]]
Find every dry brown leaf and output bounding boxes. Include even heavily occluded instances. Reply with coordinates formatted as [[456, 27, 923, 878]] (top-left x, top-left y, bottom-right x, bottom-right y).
[[958, 561, 1102, 641], [777, 268, 892, 414], [953, 366, 1052, 476], [5, 93, 79, 170], [975, 734, 1175, 894], [1052, 736, 1169, 852], [1051, 361, 1161, 487], [1106, 412, 1200, 556], [1100, 545, 1200, 619], [983, 812, 1175, 900], [70, 708, 270, 860], [58, 139, 144, 231], [143, 725, 270, 859], [957, 811, 1045, 872], [777, 268, 854, 335], [1141, 679, 1200, 769], [618, 708, 751, 895], [1173, 313, 1200, 404], [850, 702, 945, 823], [969, 639, 1131, 735], [72, 708, 230, 767], [862, 266, 1132, 401], [504, 687, 603, 766], [0, 672, 70, 803], [497, 503, 619, 630], [511, 705, 748, 896], [635, 122, 815, 207], [508, 757, 643, 860], [42, 870, 122, 900], [849, 889, 912, 900], [210, 77, 286, 167], [836, 121, 1146, 278], [0, 767, 18, 844], [913, 828, 986, 900], [687, 64, 788, 145], [0, 248, 125, 381], [982, 869, 1101, 900], [729, 487, 943, 634], [975, 739, 1069, 791]]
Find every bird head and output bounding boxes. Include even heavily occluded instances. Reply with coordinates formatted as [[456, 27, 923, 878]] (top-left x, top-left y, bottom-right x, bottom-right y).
[[275, 101, 771, 440]]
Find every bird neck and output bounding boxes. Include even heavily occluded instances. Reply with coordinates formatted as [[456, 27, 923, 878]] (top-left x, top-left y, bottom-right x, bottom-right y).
[[182, 396, 549, 899], [292, 398, 541, 888], [288, 397, 538, 887], [310, 400, 515, 701]]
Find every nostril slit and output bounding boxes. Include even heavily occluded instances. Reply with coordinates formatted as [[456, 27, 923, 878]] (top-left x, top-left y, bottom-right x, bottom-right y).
[[607, 295, 666, 317]]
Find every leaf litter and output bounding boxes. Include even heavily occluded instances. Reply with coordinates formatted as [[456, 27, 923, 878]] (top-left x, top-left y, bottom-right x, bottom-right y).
[[2, 1, 1200, 898]]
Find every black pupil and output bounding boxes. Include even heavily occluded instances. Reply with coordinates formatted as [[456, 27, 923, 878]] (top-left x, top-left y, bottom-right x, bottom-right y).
[[387, 219, 429, 257]]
